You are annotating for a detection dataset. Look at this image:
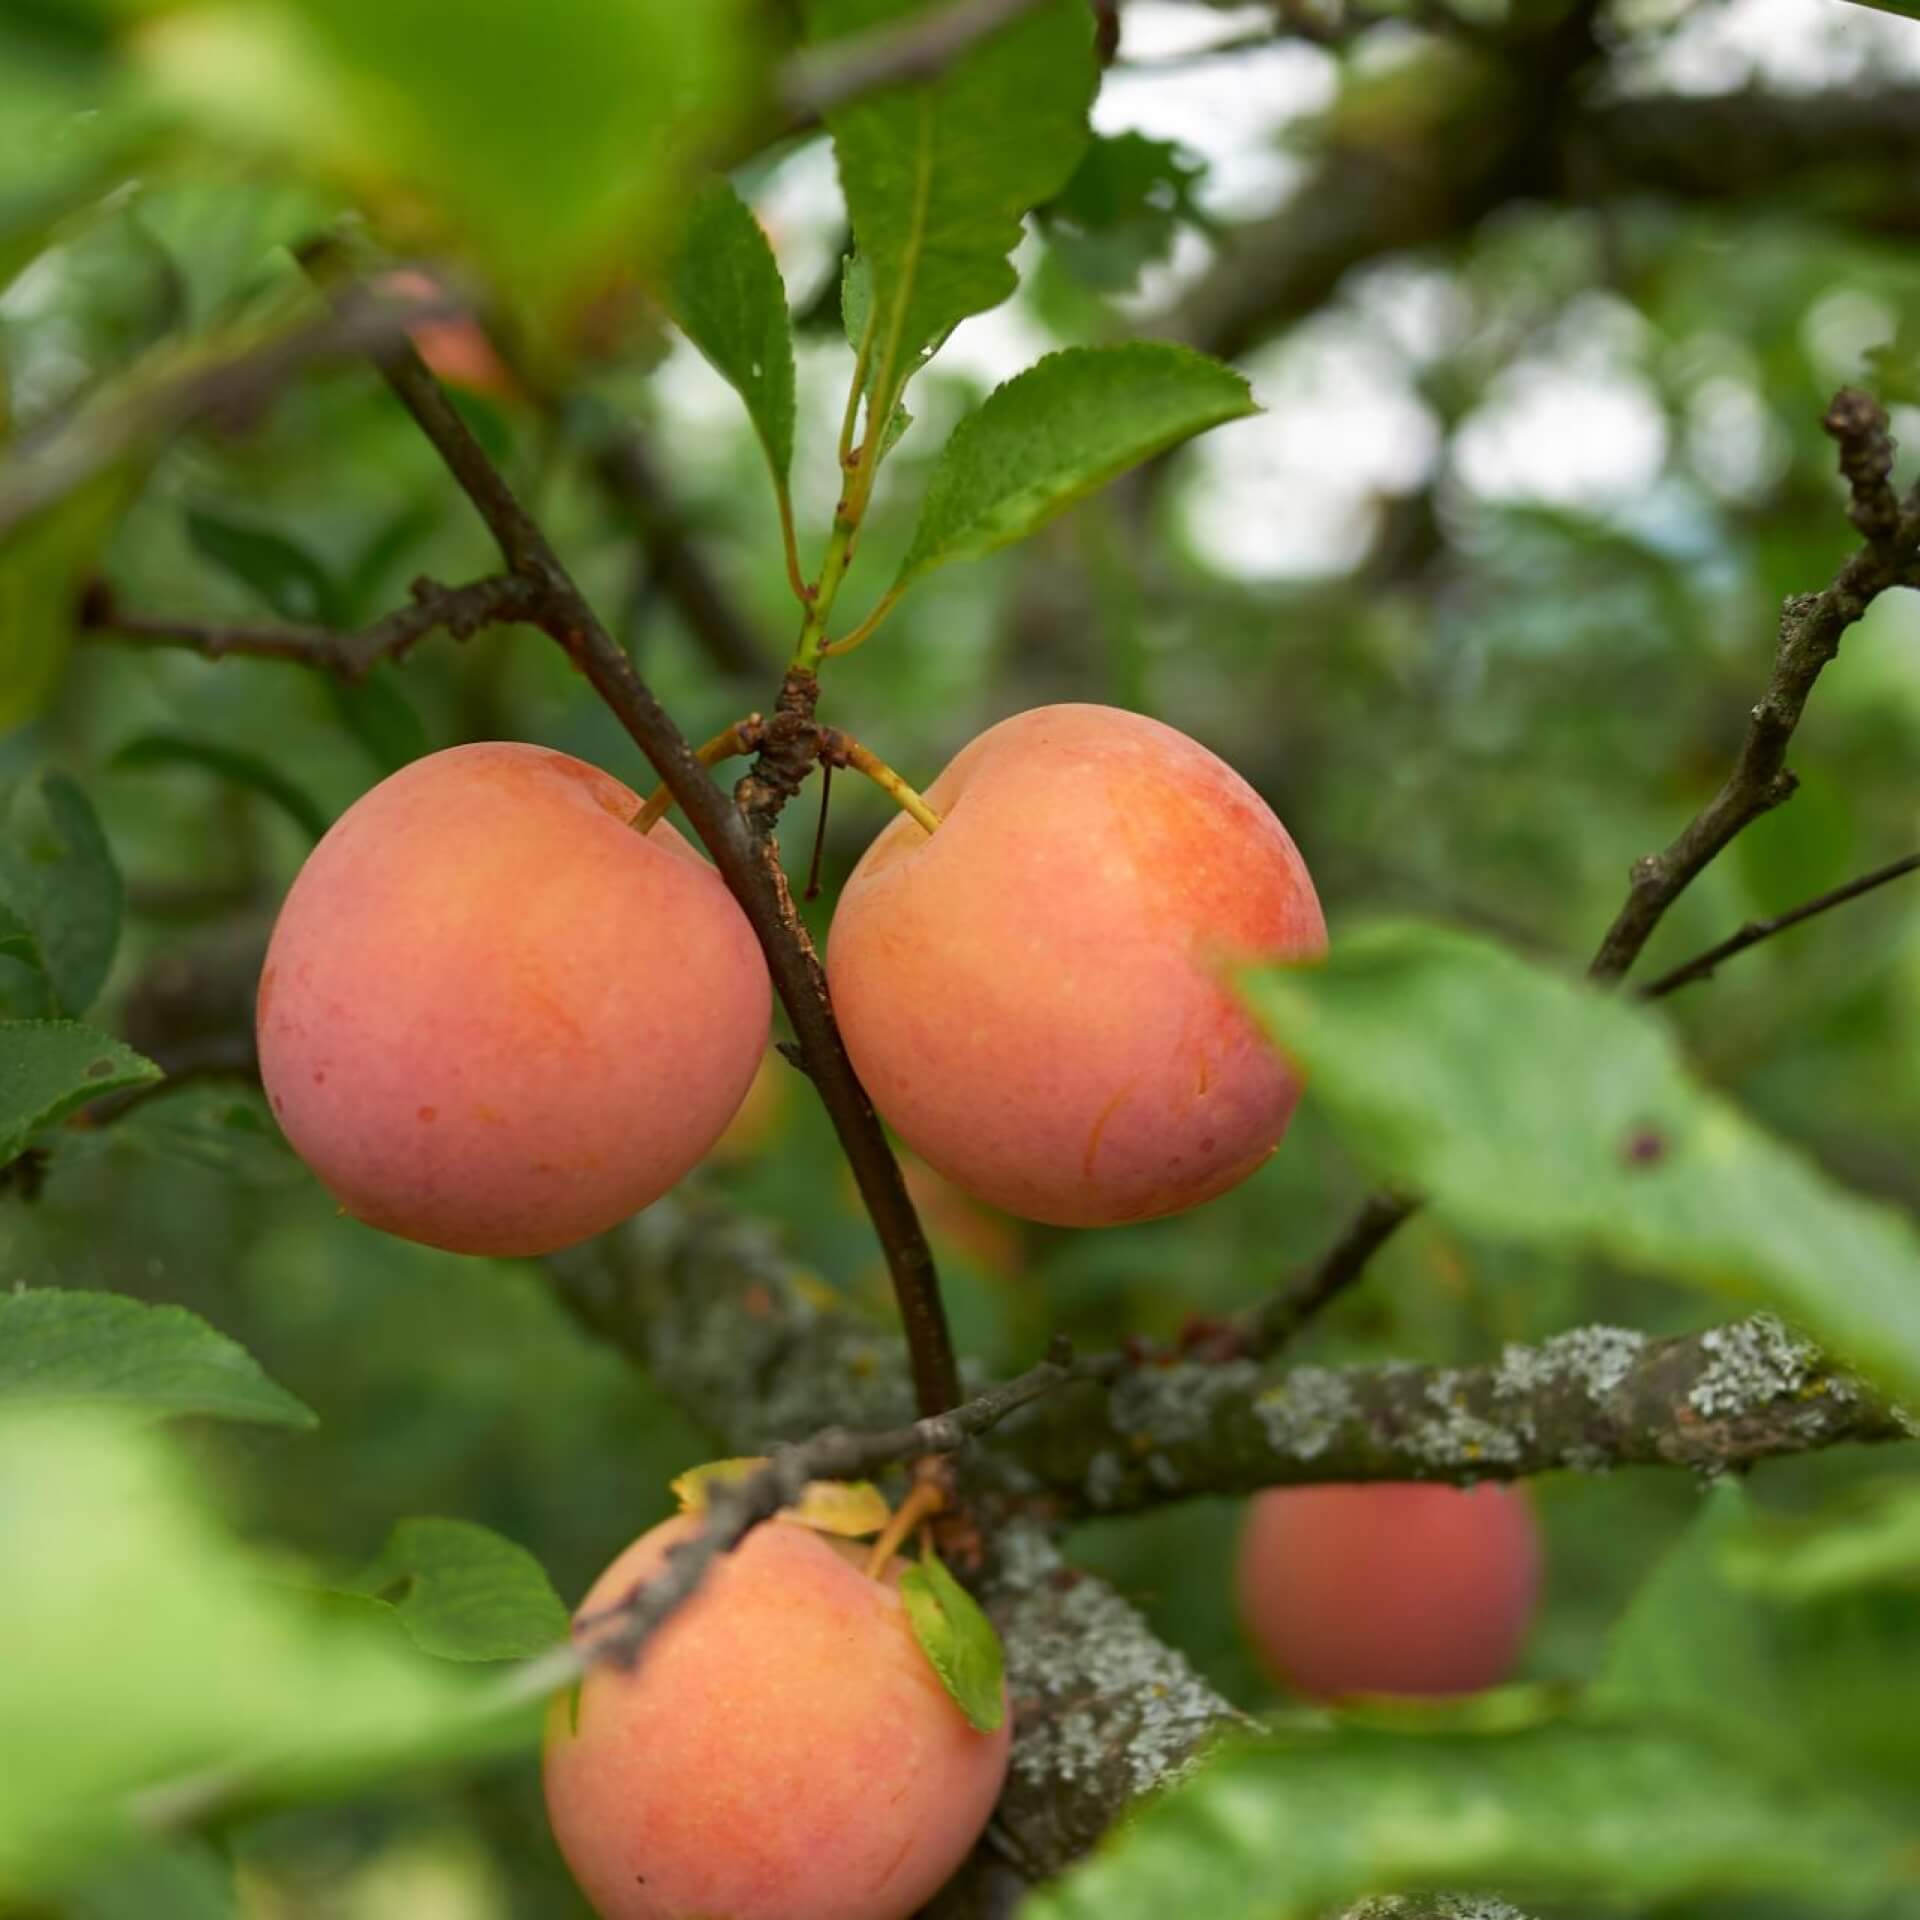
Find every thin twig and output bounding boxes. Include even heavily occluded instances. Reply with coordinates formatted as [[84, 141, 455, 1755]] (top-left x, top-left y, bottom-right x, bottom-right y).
[[1641, 852, 1920, 999], [1231, 1184, 1421, 1358], [1590, 392, 1920, 986], [80, 574, 537, 681], [777, 0, 1053, 121]]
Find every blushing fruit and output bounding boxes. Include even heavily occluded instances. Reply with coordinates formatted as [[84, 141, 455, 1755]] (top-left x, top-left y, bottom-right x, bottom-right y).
[[826, 704, 1327, 1227], [257, 742, 769, 1256], [1237, 1482, 1543, 1700], [543, 1515, 1012, 1920]]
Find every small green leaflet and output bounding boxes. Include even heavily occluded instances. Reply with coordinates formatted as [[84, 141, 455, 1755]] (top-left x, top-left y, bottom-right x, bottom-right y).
[[900, 1549, 1004, 1733], [1041, 131, 1212, 294], [668, 179, 797, 491], [0, 771, 124, 1016], [1022, 1721, 1908, 1920], [893, 344, 1255, 594], [352, 1517, 570, 1663], [0, 1020, 160, 1161], [111, 732, 331, 843], [0, 1290, 314, 1429], [1240, 922, 1920, 1400], [806, 0, 1094, 400]]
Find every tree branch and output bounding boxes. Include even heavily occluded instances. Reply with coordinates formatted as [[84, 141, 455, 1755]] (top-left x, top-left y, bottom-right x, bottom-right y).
[[988, 1314, 1913, 1515], [1589, 396, 1920, 985], [78, 573, 538, 680], [1640, 851, 1920, 1000]]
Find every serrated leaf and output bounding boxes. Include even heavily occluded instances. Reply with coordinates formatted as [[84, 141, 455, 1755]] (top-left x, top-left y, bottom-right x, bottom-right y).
[[0, 770, 123, 1015], [806, 0, 1094, 405], [185, 507, 341, 624], [1041, 131, 1212, 294], [111, 732, 331, 843], [0, 472, 127, 734], [894, 344, 1255, 592], [668, 179, 796, 489], [900, 1550, 1004, 1733], [0, 1290, 314, 1429], [352, 1517, 568, 1663], [0, 1408, 529, 1896], [0, 1019, 159, 1159], [669, 1457, 890, 1537], [1239, 922, 1920, 1400], [1024, 1722, 1909, 1920]]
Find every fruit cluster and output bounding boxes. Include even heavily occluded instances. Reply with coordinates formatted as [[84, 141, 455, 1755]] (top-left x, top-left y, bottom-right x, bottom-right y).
[[257, 703, 1327, 1255]]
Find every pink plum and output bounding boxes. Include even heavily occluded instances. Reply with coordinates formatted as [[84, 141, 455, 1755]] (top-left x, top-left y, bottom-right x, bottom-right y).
[[826, 704, 1327, 1227], [257, 741, 769, 1256]]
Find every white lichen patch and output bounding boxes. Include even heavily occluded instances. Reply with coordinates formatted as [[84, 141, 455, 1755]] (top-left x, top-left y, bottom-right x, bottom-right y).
[[1347, 1897, 1536, 1920], [1109, 1358, 1260, 1449], [1085, 1449, 1130, 1511], [1253, 1366, 1357, 1461], [1688, 1314, 1819, 1418], [1405, 1369, 1526, 1470], [1493, 1324, 1647, 1404], [1000, 1559, 1235, 1798]]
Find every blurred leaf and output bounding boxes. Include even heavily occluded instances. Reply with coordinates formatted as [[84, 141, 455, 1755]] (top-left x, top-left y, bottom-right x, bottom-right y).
[[89, 1082, 296, 1182], [111, 731, 331, 842], [0, 1018, 160, 1158], [352, 1517, 568, 1663], [137, 0, 755, 314], [0, 1288, 315, 1428], [0, 472, 127, 734], [1835, 0, 1919, 15], [0, 770, 123, 1014], [1725, 1482, 1920, 1603], [325, 671, 430, 775], [1241, 923, 1920, 1399], [185, 506, 341, 623], [1023, 1722, 1908, 1920], [900, 1550, 1004, 1733], [0, 1407, 529, 1895], [61, 1840, 235, 1920], [1041, 131, 1210, 293], [1592, 1483, 1795, 1764], [894, 344, 1255, 593], [806, 0, 1094, 399], [668, 179, 796, 491]]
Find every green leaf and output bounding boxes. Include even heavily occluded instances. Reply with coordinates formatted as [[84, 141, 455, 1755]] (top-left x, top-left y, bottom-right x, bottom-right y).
[[325, 672, 430, 775], [62, 1841, 235, 1920], [0, 1289, 314, 1429], [1023, 1722, 1909, 1920], [184, 507, 341, 624], [0, 472, 127, 733], [0, 1408, 531, 1896], [668, 179, 796, 491], [806, 0, 1095, 400], [352, 1517, 569, 1663], [893, 344, 1256, 593], [111, 731, 332, 842], [1041, 131, 1212, 293], [1592, 1483, 1796, 1765], [0, 770, 123, 1015], [137, 0, 757, 314], [1240, 922, 1920, 1400], [1724, 1480, 1920, 1603], [1835, 0, 1918, 15], [899, 1549, 1004, 1733], [0, 1019, 159, 1160]]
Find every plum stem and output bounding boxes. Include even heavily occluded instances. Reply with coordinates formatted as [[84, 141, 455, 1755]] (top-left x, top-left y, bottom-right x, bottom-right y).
[[821, 729, 943, 837], [864, 1480, 947, 1580]]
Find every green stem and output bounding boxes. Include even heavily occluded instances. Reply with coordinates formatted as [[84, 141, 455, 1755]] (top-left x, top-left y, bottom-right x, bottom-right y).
[[819, 585, 903, 659], [632, 722, 754, 834], [825, 730, 942, 837]]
